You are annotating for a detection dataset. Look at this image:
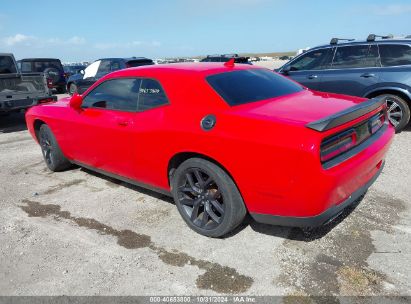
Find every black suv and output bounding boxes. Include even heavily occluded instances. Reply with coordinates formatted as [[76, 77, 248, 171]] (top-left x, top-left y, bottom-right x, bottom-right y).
[[67, 57, 154, 94], [17, 58, 66, 93], [201, 54, 251, 64], [278, 35, 411, 131]]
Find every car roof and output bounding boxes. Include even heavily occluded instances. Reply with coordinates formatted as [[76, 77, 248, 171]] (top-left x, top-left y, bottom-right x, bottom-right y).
[[311, 38, 411, 51], [97, 57, 152, 62], [106, 62, 263, 78], [20, 58, 61, 61]]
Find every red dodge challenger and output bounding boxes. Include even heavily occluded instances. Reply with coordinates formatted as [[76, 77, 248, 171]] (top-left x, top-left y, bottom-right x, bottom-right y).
[[26, 61, 394, 237]]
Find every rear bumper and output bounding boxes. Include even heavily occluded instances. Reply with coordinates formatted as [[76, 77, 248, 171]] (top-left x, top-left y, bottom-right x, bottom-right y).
[[250, 161, 384, 227], [0, 95, 56, 112]]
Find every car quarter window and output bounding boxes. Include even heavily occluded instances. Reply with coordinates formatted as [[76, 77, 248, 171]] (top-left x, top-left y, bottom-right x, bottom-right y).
[[332, 45, 379, 69], [379, 44, 411, 67], [82, 78, 141, 111], [137, 78, 169, 111]]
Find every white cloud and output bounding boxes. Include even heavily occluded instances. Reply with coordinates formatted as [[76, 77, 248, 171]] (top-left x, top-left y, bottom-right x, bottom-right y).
[[67, 36, 86, 45], [95, 40, 161, 50], [2, 34, 87, 48], [4, 33, 35, 46], [371, 4, 411, 15]]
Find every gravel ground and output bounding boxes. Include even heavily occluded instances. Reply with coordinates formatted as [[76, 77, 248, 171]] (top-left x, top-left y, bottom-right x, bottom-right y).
[[0, 96, 410, 298]]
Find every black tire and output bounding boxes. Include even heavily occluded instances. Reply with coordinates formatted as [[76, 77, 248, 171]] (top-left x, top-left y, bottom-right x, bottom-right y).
[[56, 86, 66, 94], [44, 67, 60, 83], [171, 158, 246, 237], [68, 83, 77, 95], [378, 94, 410, 132], [38, 124, 71, 172]]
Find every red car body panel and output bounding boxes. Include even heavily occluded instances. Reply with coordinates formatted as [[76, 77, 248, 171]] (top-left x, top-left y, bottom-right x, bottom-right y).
[[26, 63, 394, 223]]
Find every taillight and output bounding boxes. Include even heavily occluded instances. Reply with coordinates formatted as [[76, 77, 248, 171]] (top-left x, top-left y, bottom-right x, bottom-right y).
[[38, 98, 54, 104], [320, 129, 357, 162], [46, 77, 53, 88], [369, 113, 385, 134]]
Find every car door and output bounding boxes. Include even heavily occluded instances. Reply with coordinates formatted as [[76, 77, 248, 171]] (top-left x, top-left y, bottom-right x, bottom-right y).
[[279, 47, 334, 90], [127, 77, 170, 186], [318, 45, 381, 96], [67, 78, 141, 178]]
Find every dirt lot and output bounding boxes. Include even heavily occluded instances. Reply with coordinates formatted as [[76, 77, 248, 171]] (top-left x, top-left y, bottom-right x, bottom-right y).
[[0, 97, 410, 298]]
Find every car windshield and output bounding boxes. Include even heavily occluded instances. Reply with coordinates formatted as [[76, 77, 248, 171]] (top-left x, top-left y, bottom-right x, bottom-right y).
[[22, 60, 62, 73], [206, 69, 303, 106]]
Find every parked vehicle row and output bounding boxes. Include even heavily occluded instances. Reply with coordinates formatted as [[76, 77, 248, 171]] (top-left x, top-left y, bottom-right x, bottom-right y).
[[278, 34, 411, 132], [66, 57, 154, 95], [0, 53, 55, 114], [201, 54, 252, 65]]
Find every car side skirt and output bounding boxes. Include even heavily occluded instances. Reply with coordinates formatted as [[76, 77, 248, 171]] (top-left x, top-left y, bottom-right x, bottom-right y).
[[71, 160, 172, 197], [250, 161, 384, 227]]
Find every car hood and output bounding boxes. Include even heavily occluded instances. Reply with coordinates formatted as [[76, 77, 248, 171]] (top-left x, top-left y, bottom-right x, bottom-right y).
[[231, 89, 367, 125], [67, 73, 83, 82]]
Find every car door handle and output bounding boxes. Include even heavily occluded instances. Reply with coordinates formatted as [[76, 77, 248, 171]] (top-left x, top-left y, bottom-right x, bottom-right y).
[[360, 73, 375, 78], [307, 74, 318, 79]]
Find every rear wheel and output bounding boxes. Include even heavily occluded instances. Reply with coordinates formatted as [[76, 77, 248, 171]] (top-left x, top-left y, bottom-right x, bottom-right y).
[[38, 124, 71, 172], [68, 83, 78, 95], [378, 94, 410, 132], [171, 158, 246, 237]]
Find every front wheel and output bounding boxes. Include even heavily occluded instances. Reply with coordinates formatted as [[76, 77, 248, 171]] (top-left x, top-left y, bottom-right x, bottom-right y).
[[38, 124, 71, 172], [171, 158, 246, 237], [379, 94, 410, 132], [68, 83, 78, 95]]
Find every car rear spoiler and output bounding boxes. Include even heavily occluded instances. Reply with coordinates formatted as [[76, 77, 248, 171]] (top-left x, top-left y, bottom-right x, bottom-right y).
[[306, 97, 385, 132]]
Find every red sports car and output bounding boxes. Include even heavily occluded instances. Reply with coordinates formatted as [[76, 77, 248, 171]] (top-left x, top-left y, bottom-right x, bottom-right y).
[[26, 61, 394, 237]]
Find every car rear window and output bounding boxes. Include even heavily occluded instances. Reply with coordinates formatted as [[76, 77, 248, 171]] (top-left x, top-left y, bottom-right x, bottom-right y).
[[379, 44, 411, 67], [206, 69, 303, 106], [0, 56, 17, 74], [21, 60, 63, 72]]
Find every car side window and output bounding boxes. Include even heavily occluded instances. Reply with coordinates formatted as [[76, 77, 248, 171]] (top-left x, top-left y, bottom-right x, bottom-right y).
[[138, 79, 169, 111], [379, 44, 411, 67], [110, 61, 121, 71], [82, 78, 141, 111], [288, 48, 332, 71], [97, 60, 111, 74], [332, 45, 377, 69], [363, 45, 380, 67]]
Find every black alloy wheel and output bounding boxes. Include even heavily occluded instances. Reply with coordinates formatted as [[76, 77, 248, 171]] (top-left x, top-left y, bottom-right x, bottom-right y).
[[378, 94, 411, 132], [38, 124, 71, 172], [177, 168, 225, 230], [171, 158, 246, 237], [39, 128, 54, 168]]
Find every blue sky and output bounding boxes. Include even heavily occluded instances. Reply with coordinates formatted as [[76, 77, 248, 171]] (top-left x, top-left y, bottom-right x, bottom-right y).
[[1, 0, 411, 62]]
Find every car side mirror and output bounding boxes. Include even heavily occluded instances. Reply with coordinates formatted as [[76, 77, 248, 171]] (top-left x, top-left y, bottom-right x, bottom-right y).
[[281, 65, 291, 75], [80, 69, 85, 75], [69, 93, 83, 111]]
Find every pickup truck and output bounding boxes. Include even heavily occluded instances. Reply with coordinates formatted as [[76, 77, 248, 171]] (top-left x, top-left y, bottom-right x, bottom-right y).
[[0, 53, 55, 114]]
